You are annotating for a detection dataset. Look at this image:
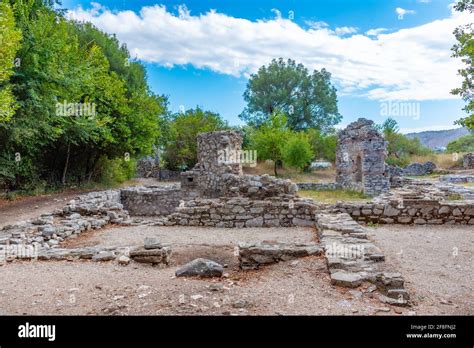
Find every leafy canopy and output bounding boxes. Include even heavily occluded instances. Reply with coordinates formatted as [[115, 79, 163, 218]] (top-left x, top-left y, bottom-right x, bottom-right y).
[[240, 58, 341, 132]]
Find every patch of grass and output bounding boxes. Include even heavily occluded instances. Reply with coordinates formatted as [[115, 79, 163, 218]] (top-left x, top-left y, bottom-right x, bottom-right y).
[[459, 182, 474, 187], [366, 221, 380, 228], [298, 188, 370, 203], [447, 193, 463, 201]]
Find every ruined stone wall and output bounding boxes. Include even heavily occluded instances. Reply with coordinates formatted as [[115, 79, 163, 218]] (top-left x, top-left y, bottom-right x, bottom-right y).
[[333, 200, 474, 225], [336, 118, 390, 196], [0, 190, 128, 250], [121, 185, 184, 216], [296, 182, 342, 190], [180, 131, 243, 198], [166, 197, 317, 228], [463, 153, 474, 169]]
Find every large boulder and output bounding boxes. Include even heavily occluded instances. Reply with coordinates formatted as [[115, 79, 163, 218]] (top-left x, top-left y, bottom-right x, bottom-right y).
[[175, 258, 224, 278], [402, 162, 436, 176]]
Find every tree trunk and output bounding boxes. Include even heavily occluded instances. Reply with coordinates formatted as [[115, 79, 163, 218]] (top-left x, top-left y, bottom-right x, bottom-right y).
[[61, 143, 70, 186], [274, 161, 278, 177]]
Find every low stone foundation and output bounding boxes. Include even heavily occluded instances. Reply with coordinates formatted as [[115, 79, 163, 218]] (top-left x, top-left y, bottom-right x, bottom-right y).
[[316, 213, 409, 305], [166, 197, 317, 228], [296, 182, 341, 190], [334, 200, 474, 225], [440, 174, 474, 184], [121, 185, 184, 216], [0, 190, 129, 251], [238, 241, 322, 269]]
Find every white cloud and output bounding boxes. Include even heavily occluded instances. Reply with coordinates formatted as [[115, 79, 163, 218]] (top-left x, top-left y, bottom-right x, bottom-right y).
[[67, 4, 471, 101], [396, 7, 416, 19], [334, 26, 358, 35], [365, 28, 388, 36]]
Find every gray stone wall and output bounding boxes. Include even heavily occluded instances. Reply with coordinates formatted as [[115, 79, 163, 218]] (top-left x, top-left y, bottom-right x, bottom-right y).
[[336, 118, 390, 196], [333, 200, 474, 225], [166, 197, 317, 228], [180, 131, 243, 198], [463, 153, 474, 169], [296, 182, 342, 190], [121, 185, 183, 216]]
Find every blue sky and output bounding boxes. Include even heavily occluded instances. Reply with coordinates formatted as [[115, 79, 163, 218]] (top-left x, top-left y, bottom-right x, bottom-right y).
[[61, 0, 470, 133]]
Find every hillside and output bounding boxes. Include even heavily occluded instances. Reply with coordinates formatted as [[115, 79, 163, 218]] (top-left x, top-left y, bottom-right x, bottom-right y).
[[405, 128, 470, 149]]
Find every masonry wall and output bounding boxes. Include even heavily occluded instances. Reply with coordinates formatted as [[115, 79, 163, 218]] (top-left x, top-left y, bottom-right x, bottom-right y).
[[336, 118, 390, 196], [121, 186, 183, 216], [333, 200, 474, 225], [166, 197, 317, 227]]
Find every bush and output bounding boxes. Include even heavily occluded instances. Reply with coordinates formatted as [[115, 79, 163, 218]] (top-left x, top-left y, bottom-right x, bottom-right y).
[[163, 107, 228, 170], [97, 157, 136, 186], [378, 118, 432, 166], [282, 133, 314, 171], [306, 129, 337, 162], [446, 134, 474, 153]]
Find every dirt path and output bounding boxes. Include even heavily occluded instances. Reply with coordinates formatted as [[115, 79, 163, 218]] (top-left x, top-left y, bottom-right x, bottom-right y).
[[0, 178, 170, 229], [0, 192, 79, 229]]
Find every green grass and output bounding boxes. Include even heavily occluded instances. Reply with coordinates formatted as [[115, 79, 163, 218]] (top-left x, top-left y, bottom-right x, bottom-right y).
[[446, 193, 464, 201], [298, 188, 370, 203], [459, 182, 474, 187]]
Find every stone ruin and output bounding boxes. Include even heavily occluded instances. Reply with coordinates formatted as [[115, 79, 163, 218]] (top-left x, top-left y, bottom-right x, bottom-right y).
[[121, 130, 304, 227], [464, 153, 474, 169], [336, 118, 390, 196], [180, 131, 243, 198]]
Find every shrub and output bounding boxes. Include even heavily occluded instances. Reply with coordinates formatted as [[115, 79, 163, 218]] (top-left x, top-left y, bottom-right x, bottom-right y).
[[282, 133, 314, 171]]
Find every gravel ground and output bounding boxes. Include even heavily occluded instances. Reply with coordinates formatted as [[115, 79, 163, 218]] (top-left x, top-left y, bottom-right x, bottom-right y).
[[0, 224, 472, 315], [369, 224, 474, 315]]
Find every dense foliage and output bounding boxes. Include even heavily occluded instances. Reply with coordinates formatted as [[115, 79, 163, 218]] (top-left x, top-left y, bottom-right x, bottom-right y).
[[281, 132, 314, 171], [446, 133, 474, 153], [239, 58, 341, 132], [377, 118, 432, 167], [162, 107, 228, 171], [0, 0, 167, 191], [452, 0, 473, 129]]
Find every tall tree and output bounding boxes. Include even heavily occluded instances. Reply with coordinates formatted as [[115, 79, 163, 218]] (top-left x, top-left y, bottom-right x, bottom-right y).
[[452, 0, 474, 129], [0, 1, 22, 122], [240, 58, 341, 132]]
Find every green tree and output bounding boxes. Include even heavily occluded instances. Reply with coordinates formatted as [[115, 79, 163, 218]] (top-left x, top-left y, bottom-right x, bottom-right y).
[[306, 128, 337, 162], [247, 112, 290, 176], [377, 118, 432, 167], [163, 107, 228, 170], [282, 132, 314, 171], [451, 0, 473, 129], [240, 58, 341, 131], [0, 2, 167, 190], [446, 133, 474, 153], [0, 1, 21, 122]]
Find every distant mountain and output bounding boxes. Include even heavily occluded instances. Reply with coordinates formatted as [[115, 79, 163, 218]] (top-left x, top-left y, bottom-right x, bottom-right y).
[[404, 128, 470, 149]]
